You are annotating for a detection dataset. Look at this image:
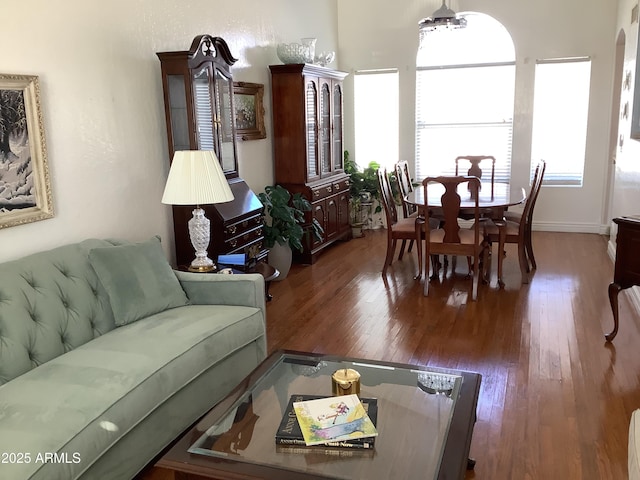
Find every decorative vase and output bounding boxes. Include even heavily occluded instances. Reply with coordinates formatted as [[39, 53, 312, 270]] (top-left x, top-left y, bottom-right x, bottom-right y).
[[268, 242, 292, 281], [301, 37, 317, 63]]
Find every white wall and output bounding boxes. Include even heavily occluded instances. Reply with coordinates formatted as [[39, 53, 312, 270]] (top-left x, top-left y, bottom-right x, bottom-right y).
[[611, 0, 640, 224], [337, 0, 617, 234], [0, 0, 339, 263]]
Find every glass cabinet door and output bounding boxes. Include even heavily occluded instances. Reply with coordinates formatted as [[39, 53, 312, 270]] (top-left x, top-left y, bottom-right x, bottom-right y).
[[214, 67, 237, 175], [192, 67, 215, 151], [320, 82, 331, 175], [333, 82, 343, 172], [167, 74, 191, 153], [305, 80, 319, 180]]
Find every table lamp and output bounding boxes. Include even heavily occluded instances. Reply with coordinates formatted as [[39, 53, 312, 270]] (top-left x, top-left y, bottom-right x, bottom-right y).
[[162, 150, 234, 272]]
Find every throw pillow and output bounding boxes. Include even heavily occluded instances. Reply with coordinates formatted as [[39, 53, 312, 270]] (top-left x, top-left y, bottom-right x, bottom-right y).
[[89, 236, 189, 326]]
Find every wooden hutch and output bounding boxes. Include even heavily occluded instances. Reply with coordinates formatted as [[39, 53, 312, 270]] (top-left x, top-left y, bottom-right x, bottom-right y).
[[269, 63, 350, 264], [157, 36, 266, 268]]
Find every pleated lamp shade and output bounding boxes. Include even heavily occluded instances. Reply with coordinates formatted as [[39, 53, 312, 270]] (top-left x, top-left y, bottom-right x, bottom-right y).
[[162, 150, 234, 206]]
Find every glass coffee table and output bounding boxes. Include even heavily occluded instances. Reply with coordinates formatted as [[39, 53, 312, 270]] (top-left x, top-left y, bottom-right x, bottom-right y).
[[152, 350, 481, 480]]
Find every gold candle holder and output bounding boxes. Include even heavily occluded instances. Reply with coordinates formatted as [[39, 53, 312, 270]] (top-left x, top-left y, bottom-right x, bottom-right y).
[[331, 368, 361, 396]]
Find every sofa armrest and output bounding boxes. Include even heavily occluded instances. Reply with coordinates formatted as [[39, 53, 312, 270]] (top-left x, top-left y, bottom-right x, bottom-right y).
[[631, 409, 640, 480], [174, 271, 266, 319]]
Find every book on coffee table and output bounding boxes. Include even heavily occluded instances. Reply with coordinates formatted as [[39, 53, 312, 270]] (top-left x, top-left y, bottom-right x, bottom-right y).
[[275, 394, 378, 449]]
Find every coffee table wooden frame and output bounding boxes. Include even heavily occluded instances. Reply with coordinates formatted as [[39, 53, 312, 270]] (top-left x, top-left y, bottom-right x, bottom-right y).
[[149, 350, 481, 480]]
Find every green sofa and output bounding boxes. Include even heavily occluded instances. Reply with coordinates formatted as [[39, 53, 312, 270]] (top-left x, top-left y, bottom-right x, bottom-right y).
[[0, 237, 267, 480]]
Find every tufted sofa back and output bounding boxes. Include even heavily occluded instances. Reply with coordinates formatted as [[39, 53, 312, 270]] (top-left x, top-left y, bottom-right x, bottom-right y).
[[0, 239, 122, 385]]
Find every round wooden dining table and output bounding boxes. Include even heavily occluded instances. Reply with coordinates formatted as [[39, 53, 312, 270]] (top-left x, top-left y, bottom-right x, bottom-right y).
[[404, 181, 526, 213], [404, 181, 527, 287]]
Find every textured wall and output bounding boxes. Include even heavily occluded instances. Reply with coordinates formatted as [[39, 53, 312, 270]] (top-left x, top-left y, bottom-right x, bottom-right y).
[[337, 0, 617, 233], [0, 0, 338, 263], [611, 0, 640, 225]]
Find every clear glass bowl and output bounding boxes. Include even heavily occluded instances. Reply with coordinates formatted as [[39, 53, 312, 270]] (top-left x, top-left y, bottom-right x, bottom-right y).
[[314, 51, 335, 67], [276, 43, 310, 64]]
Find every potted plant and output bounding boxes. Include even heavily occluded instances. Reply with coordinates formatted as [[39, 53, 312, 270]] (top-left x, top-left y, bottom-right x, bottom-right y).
[[344, 151, 382, 236], [258, 185, 323, 279]]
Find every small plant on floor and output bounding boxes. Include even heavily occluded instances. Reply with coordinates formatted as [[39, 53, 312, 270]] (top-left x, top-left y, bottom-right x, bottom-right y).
[[344, 150, 386, 228]]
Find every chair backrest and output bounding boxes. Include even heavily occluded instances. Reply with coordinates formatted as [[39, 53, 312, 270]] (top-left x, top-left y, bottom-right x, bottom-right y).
[[394, 160, 417, 217], [455, 156, 496, 193], [377, 167, 399, 227], [422, 176, 481, 245], [395, 160, 414, 195], [526, 160, 546, 228]]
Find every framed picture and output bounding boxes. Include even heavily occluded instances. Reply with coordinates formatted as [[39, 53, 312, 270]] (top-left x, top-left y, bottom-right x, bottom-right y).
[[233, 82, 266, 141], [0, 74, 53, 228]]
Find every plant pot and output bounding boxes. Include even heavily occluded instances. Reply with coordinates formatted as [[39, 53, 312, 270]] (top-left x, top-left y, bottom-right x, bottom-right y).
[[351, 223, 365, 238], [268, 242, 292, 281]]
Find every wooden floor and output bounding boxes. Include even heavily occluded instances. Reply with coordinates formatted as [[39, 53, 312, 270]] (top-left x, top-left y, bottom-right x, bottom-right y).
[[265, 229, 640, 480]]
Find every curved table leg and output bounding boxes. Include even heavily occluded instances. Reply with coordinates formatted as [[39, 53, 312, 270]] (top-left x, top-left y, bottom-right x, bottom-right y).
[[606, 282, 622, 342]]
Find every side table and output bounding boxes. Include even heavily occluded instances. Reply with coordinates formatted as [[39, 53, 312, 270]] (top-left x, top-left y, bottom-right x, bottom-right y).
[[607, 216, 640, 341], [177, 262, 279, 302], [246, 262, 279, 302]]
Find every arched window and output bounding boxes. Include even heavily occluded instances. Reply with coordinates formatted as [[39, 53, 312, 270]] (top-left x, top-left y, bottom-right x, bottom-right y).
[[415, 12, 515, 182]]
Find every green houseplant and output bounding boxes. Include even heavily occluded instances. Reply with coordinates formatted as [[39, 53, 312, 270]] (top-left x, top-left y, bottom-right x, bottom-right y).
[[344, 151, 382, 235], [258, 185, 323, 278]]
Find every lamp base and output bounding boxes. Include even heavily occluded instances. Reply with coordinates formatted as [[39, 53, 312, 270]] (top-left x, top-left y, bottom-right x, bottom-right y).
[[188, 207, 217, 273], [188, 263, 217, 273]]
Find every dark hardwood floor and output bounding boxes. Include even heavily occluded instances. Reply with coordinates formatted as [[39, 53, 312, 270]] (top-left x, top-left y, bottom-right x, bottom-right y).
[[265, 229, 640, 480]]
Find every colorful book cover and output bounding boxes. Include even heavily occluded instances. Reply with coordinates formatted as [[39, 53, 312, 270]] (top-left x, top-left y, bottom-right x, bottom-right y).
[[292, 394, 378, 446], [275, 394, 378, 449]]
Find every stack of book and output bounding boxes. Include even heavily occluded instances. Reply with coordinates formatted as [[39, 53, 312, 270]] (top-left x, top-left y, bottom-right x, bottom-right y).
[[275, 394, 378, 450]]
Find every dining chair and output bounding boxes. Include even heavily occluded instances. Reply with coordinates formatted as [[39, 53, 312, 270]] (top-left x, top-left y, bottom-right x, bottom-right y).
[[394, 160, 418, 260], [503, 160, 547, 271], [377, 167, 423, 278], [421, 176, 489, 301], [454, 155, 496, 196], [395, 160, 418, 218], [484, 160, 546, 286]]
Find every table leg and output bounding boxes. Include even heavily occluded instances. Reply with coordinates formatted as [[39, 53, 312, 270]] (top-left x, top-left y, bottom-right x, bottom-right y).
[[606, 282, 622, 342], [496, 220, 506, 288]]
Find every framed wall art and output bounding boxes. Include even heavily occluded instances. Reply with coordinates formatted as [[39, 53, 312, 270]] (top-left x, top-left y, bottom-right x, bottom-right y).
[[233, 81, 267, 141], [0, 73, 53, 228]]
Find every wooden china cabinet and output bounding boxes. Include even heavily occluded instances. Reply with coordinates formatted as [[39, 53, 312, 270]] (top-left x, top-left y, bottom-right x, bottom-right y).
[[157, 35, 266, 268], [269, 63, 350, 264]]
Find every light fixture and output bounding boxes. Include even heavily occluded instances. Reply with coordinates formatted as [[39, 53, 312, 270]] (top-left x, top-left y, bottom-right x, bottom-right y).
[[418, 0, 467, 33], [161, 150, 234, 272]]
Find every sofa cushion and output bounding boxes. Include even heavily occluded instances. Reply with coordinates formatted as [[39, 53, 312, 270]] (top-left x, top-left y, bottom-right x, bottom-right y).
[[89, 236, 189, 326], [0, 304, 265, 480], [0, 239, 119, 385]]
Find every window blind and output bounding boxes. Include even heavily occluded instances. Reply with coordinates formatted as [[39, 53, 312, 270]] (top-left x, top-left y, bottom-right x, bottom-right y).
[[531, 58, 591, 186]]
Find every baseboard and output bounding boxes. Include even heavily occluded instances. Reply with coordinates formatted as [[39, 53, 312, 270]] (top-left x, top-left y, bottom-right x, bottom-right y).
[[532, 221, 610, 235]]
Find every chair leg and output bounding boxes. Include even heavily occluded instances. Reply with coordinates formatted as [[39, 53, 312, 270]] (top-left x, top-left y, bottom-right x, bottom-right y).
[[382, 238, 396, 276], [482, 241, 490, 284], [471, 252, 479, 301], [423, 254, 431, 296], [518, 241, 530, 284], [407, 239, 414, 253], [525, 226, 536, 271], [414, 220, 423, 280], [398, 240, 407, 260], [497, 223, 506, 288]]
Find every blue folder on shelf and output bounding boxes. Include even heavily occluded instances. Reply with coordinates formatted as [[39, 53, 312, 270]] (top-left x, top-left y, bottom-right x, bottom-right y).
[[217, 254, 246, 266]]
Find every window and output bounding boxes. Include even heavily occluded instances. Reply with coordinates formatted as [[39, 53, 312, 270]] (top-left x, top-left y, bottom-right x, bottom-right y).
[[415, 13, 515, 182], [354, 69, 399, 169], [531, 58, 591, 186]]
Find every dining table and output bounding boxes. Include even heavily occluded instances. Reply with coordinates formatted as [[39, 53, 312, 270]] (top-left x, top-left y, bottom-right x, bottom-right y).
[[404, 180, 527, 287]]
